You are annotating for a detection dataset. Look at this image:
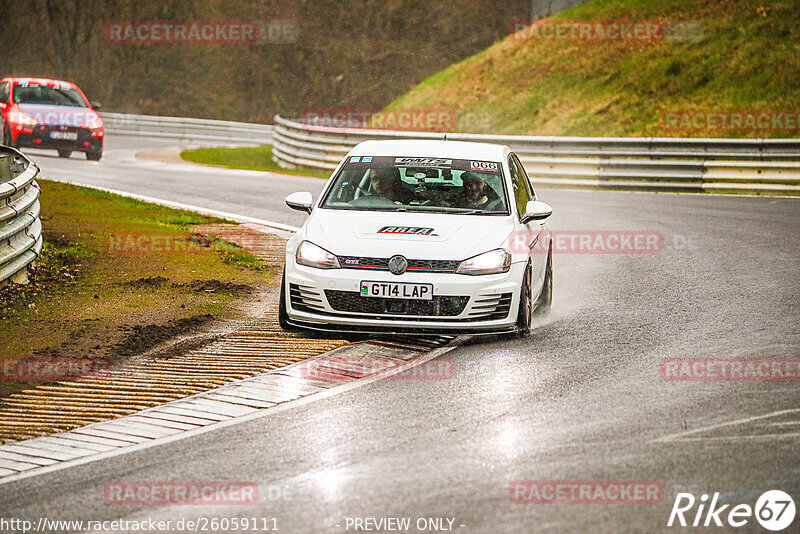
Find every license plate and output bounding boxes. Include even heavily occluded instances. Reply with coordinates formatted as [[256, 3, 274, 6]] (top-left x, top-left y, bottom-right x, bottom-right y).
[[360, 281, 433, 300], [50, 131, 77, 140]]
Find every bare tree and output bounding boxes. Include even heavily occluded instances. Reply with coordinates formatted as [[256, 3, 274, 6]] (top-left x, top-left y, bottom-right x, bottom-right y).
[[32, 0, 112, 72]]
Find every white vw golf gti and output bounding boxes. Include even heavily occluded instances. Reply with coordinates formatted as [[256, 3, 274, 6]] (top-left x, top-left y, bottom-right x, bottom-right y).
[[280, 140, 553, 335]]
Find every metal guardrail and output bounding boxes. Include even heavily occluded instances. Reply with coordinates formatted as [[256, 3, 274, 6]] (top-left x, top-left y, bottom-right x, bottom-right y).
[[102, 112, 273, 145], [271, 115, 800, 195], [0, 146, 42, 285]]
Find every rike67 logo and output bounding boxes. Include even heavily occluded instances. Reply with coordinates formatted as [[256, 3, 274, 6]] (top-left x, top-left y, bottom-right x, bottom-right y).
[[668, 490, 796, 531]]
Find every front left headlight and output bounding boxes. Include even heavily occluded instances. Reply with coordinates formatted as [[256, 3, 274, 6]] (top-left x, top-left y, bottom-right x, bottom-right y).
[[456, 248, 511, 276], [296, 240, 340, 269], [83, 116, 104, 129]]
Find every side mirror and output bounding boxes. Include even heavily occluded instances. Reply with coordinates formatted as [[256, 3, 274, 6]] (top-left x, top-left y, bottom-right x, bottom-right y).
[[520, 200, 552, 224], [90, 101, 102, 110], [0, 102, 6, 110], [285, 191, 313, 214]]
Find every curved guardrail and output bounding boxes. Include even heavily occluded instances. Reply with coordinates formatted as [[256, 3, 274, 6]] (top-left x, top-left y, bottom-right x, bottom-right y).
[[0, 146, 42, 285], [102, 112, 273, 144], [271, 115, 800, 195]]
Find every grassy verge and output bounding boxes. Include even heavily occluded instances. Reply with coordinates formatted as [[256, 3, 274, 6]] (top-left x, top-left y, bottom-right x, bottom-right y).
[[385, 0, 800, 137], [180, 145, 331, 179], [0, 180, 272, 398]]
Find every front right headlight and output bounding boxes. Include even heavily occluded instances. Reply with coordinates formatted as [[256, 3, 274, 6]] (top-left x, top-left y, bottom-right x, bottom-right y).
[[8, 108, 37, 126], [456, 248, 511, 275], [296, 240, 340, 269]]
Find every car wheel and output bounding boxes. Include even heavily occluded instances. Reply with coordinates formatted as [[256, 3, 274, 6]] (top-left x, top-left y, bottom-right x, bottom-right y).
[[57, 150, 72, 158], [515, 263, 533, 335], [533, 246, 553, 316], [278, 269, 298, 332], [86, 151, 102, 161]]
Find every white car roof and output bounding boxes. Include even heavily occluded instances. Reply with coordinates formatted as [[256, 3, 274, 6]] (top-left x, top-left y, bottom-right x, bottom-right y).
[[348, 140, 510, 161]]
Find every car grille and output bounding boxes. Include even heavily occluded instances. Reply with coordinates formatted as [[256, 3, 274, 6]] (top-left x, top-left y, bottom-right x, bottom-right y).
[[32, 125, 90, 137], [337, 256, 460, 273], [289, 284, 326, 313], [325, 290, 468, 317], [467, 293, 513, 321]]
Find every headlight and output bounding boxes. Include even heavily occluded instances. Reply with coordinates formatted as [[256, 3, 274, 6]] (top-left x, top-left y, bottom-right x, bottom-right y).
[[296, 241, 340, 269], [83, 116, 103, 129], [456, 248, 511, 275], [8, 109, 37, 126]]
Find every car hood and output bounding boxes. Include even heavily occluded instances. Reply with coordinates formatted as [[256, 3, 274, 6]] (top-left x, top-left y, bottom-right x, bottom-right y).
[[18, 104, 99, 127], [304, 209, 516, 260]]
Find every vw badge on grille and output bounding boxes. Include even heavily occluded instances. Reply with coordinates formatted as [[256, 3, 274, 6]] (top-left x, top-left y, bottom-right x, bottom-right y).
[[388, 255, 408, 275]]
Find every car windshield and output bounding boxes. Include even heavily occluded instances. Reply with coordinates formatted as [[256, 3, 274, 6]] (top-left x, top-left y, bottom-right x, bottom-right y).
[[13, 83, 87, 107], [320, 156, 508, 214]]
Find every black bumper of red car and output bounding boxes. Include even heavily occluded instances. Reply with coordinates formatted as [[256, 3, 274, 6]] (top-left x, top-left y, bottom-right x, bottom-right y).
[[13, 125, 103, 153]]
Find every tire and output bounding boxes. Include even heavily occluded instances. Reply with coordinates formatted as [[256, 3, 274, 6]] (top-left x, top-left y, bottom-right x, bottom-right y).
[[515, 264, 533, 335], [57, 150, 72, 158], [534, 246, 553, 316], [278, 269, 298, 331], [86, 151, 102, 161]]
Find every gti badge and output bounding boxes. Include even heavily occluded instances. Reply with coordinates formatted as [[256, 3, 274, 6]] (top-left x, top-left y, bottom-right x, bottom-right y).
[[388, 255, 408, 275]]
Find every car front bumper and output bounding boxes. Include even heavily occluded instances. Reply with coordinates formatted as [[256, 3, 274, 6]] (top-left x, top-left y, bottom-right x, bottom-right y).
[[12, 125, 103, 153], [284, 255, 525, 334]]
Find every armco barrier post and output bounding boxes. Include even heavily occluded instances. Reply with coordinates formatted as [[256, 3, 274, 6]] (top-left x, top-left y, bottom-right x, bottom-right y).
[[0, 147, 42, 287], [0, 153, 11, 183]]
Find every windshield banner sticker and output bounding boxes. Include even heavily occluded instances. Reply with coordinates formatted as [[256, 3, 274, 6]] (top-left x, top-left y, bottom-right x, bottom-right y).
[[394, 158, 452, 167]]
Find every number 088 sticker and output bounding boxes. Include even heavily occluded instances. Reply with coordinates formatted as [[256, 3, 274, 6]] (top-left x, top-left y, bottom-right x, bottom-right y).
[[471, 161, 499, 172]]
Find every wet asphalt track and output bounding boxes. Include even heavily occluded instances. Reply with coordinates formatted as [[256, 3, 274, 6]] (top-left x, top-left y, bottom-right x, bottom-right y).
[[2, 135, 798, 533]]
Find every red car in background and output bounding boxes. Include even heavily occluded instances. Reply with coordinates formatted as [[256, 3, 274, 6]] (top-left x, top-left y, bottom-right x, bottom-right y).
[[0, 77, 104, 160]]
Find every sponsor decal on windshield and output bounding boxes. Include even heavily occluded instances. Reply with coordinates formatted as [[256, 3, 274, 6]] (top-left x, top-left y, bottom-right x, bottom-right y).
[[377, 226, 435, 236], [394, 158, 452, 167], [471, 161, 499, 172], [17, 80, 70, 89]]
